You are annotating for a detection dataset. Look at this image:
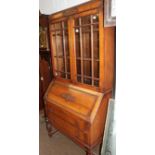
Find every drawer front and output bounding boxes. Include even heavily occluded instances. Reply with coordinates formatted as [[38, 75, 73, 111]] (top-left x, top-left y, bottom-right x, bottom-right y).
[[46, 102, 90, 132], [48, 111, 89, 144]]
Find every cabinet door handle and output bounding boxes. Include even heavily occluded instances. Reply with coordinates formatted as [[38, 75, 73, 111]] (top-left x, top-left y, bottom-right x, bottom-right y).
[[41, 77, 44, 81]]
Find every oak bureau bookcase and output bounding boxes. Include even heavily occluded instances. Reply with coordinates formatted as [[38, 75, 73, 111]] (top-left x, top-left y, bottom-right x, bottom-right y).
[[44, 0, 115, 155]]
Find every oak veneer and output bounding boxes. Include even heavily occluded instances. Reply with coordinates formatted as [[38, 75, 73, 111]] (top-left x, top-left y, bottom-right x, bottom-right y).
[[44, 0, 115, 154], [45, 80, 112, 154]]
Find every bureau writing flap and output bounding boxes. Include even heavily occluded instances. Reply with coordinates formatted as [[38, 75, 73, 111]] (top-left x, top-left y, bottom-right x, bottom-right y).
[[45, 80, 104, 123]]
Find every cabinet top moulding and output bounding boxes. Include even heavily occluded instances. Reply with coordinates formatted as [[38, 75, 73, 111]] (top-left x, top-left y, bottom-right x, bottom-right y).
[[48, 0, 103, 22]]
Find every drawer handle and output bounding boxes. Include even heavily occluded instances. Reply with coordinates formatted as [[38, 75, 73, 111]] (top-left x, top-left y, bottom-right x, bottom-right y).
[[60, 93, 75, 102]]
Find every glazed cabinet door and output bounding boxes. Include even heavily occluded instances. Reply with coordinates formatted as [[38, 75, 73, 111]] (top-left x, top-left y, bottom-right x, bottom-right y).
[[50, 20, 71, 79], [73, 11, 101, 87], [49, 6, 105, 91]]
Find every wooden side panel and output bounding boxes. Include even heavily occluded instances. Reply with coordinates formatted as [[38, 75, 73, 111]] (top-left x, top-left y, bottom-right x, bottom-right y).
[[104, 27, 115, 90], [39, 58, 51, 93], [89, 92, 112, 146], [98, 7, 105, 92]]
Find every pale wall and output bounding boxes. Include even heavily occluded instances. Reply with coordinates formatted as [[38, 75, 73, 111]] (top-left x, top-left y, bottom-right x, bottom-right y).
[[39, 0, 91, 15]]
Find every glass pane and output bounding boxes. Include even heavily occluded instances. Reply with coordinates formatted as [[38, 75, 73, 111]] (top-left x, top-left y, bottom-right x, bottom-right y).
[[67, 74, 70, 79], [81, 16, 91, 25], [65, 30, 69, 56], [93, 24, 99, 31], [84, 78, 92, 85], [75, 18, 79, 26], [76, 60, 81, 74], [83, 60, 91, 76], [77, 76, 81, 82], [67, 59, 70, 73], [94, 80, 99, 87], [94, 61, 99, 78], [82, 26, 91, 58], [57, 58, 65, 72], [56, 31, 64, 57], [64, 21, 68, 29], [93, 26, 99, 59], [60, 72, 66, 78], [75, 28, 80, 57]]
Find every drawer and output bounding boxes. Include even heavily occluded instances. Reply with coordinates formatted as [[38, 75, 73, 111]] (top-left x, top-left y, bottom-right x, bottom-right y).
[[46, 102, 90, 132], [48, 111, 89, 144]]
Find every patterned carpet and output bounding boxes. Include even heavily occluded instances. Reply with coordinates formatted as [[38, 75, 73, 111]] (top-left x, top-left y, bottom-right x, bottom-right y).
[[39, 112, 99, 155]]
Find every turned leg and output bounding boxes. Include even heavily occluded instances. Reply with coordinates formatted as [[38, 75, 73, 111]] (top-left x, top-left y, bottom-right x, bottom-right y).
[[86, 149, 94, 155], [45, 118, 53, 137]]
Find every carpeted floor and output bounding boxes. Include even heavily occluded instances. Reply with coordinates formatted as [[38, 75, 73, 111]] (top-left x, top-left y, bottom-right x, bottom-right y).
[[39, 112, 99, 155]]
